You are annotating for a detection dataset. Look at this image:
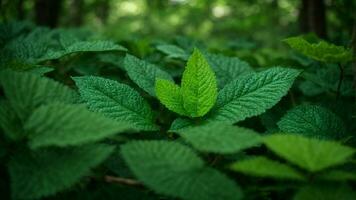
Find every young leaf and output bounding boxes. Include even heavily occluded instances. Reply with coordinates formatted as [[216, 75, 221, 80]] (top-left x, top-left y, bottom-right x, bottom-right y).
[[121, 141, 243, 200], [230, 156, 305, 180], [264, 134, 355, 172], [181, 48, 218, 117], [26, 103, 135, 149], [155, 79, 188, 116], [283, 36, 352, 63], [177, 123, 262, 154], [74, 76, 158, 131], [124, 55, 173, 96], [9, 144, 114, 199], [277, 105, 346, 140], [0, 70, 77, 122], [205, 52, 254, 89], [208, 67, 300, 124]]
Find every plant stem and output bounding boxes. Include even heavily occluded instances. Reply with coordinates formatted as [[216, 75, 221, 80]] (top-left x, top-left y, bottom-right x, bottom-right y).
[[194, 117, 201, 125], [336, 63, 344, 100], [351, 20, 356, 102], [289, 91, 296, 106], [104, 175, 143, 187]]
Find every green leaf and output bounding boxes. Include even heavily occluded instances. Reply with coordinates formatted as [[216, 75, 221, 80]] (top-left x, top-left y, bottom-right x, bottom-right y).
[[0, 21, 31, 45], [26, 66, 54, 75], [177, 123, 262, 154], [298, 80, 324, 96], [0, 100, 23, 140], [300, 65, 354, 96], [9, 144, 114, 199], [208, 67, 300, 123], [169, 117, 194, 131], [156, 44, 189, 60], [293, 185, 356, 200], [181, 48, 218, 117], [124, 55, 173, 96], [0, 70, 77, 122], [155, 79, 188, 116], [0, 28, 53, 65], [264, 134, 355, 172], [39, 41, 127, 62], [318, 170, 356, 181], [230, 156, 305, 180], [121, 141, 243, 200], [205, 52, 254, 89], [74, 76, 158, 131], [98, 53, 126, 70], [26, 103, 135, 148], [284, 36, 352, 63], [277, 105, 346, 139]]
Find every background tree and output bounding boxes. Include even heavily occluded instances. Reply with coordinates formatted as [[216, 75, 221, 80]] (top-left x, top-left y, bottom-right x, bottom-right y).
[[34, 0, 63, 27], [298, 0, 327, 38]]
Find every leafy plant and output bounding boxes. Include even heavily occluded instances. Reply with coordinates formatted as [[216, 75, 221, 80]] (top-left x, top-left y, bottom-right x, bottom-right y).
[[155, 48, 218, 118], [0, 22, 355, 200]]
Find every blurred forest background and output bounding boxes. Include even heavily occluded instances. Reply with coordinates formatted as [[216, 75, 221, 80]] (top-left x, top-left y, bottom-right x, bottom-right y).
[[1, 0, 355, 47], [0, 0, 354, 71]]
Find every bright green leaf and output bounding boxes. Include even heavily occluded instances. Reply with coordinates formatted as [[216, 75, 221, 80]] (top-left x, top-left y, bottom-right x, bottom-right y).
[[155, 79, 188, 116], [181, 48, 217, 117], [74, 76, 158, 131], [264, 134, 355, 172]]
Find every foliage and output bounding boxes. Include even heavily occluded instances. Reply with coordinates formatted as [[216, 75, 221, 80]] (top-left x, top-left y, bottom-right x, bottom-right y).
[[208, 67, 300, 123], [0, 21, 355, 200], [283, 36, 352, 63], [155, 48, 218, 118], [74, 76, 158, 131], [277, 105, 346, 140], [121, 141, 243, 200]]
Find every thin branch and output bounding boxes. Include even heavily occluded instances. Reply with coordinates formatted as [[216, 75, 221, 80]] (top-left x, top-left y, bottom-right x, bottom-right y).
[[351, 20, 356, 90], [104, 175, 143, 187], [289, 91, 296, 106], [336, 63, 344, 100]]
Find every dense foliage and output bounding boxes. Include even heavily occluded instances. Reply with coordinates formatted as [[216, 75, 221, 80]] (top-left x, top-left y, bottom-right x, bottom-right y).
[[0, 19, 355, 200]]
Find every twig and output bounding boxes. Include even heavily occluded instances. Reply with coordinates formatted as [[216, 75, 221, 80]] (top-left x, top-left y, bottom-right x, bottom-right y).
[[289, 91, 296, 106], [351, 20, 356, 91], [210, 155, 221, 166], [104, 175, 143, 187], [336, 63, 344, 100]]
